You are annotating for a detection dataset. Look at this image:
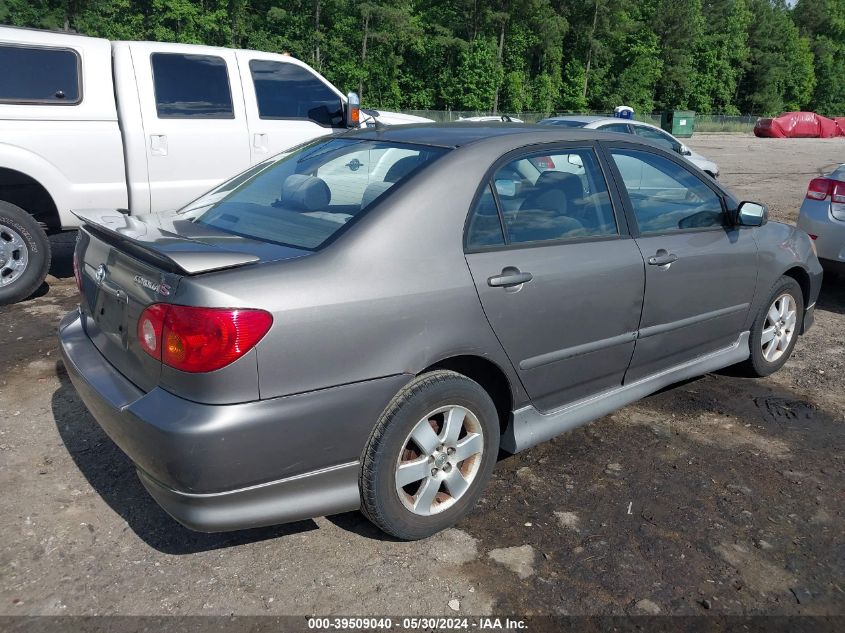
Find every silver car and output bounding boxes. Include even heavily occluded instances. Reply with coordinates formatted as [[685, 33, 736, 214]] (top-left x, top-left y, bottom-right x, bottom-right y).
[[797, 164, 845, 277], [59, 125, 821, 540], [539, 115, 720, 178]]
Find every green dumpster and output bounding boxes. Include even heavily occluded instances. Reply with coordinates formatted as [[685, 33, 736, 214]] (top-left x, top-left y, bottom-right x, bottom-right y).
[[660, 110, 695, 138]]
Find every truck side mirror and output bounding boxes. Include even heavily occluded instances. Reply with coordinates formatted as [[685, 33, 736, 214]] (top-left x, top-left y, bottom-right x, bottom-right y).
[[345, 92, 360, 128]]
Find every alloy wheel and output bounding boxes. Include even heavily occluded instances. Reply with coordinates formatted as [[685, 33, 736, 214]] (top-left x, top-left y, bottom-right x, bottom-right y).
[[761, 293, 797, 362], [394, 405, 484, 516]]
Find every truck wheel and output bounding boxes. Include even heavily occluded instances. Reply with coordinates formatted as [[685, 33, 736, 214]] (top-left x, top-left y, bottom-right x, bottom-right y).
[[0, 201, 51, 305], [738, 276, 803, 377], [360, 370, 499, 540]]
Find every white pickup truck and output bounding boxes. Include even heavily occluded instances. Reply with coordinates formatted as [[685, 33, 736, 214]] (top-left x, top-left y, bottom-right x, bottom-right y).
[[0, 26, 428, 304]]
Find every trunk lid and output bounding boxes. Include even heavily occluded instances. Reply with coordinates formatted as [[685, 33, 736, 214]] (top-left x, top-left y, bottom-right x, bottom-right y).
[[74, 209, 310, 391]]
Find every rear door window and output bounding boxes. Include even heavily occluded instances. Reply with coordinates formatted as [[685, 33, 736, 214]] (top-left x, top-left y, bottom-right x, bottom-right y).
[[465, 185, 505, 249], [249, 60, 343, 126], [0, 44, 80, 104], [488, 149, 618, 245], [151, 53, 233, 118]]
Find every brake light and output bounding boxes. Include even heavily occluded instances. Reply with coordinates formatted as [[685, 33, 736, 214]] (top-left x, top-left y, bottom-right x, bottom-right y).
[[832, 182, 845, 204], [137, 304, 273, 373], [137, 304, 167, 358], [806, 178, 832, 200]]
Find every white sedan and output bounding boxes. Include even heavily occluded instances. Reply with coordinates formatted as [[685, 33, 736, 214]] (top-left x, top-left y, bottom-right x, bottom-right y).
[[538, 115, 719, 178]]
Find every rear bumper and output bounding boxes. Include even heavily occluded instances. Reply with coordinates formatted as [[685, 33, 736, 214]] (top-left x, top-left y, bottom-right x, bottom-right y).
[[797, 200, 845, 264], [58, 309, 410, 532]]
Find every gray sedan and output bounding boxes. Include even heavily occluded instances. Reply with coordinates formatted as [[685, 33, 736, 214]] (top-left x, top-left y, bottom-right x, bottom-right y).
[[797, 164, 845, 277], [59, 125, 822, 540]]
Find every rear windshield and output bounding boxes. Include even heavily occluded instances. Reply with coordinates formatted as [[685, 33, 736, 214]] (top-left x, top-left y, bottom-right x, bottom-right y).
[[180, 138, 448, 249], [539, 119, 588, 127]]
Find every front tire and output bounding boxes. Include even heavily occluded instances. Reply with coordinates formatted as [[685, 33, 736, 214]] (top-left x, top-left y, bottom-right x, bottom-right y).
[[360, 370, 500, 540], [739, 276, 803, 377], [0, 201, 51, 305]]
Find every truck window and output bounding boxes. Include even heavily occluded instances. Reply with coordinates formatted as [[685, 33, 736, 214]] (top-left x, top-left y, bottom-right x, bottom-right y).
[[151, 53, 234, 118], [248, 59, 343, 127], [0, 44, 81, 104]]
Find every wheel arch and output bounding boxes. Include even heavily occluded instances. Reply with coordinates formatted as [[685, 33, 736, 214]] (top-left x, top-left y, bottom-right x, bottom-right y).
[[420, 355, 514, 436], [0, 166, 62, 231], [782, 265, 810, 308]]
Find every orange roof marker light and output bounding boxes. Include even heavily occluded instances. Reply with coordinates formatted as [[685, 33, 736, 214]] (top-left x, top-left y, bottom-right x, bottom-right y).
[[345, 91, 360, 128]]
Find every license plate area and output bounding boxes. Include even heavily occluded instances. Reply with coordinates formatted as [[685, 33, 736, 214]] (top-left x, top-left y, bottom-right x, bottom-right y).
[[93, 287, 128, 347]]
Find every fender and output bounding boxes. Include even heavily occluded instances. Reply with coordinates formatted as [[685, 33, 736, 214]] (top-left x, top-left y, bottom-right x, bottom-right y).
[[0, 143, 73, 226]]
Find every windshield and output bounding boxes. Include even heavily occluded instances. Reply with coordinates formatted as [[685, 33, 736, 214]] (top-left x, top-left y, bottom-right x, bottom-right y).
[[180, 138, 449, 250]]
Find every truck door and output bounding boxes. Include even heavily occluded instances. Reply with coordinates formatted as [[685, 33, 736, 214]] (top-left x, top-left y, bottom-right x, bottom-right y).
[[130, 43, 251, 212], [235, 51, 345, 163]]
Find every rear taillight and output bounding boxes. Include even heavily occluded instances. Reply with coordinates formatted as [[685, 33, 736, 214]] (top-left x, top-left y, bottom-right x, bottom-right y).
[[137, 304, 167, 358], [832, 182, 845, 204], [806, 177, 833, 200], [137, 304, 273, 373]]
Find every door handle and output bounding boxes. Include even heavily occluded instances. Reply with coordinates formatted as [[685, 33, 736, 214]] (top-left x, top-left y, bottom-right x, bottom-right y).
[[647, 250, 679, 266], [149, 134, 168, 156], [488, 268, 533, 288], [253, 133, 268, 153]]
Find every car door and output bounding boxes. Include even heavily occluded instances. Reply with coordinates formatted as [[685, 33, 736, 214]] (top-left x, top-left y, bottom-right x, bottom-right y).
[[464, 144, 645, 412], [236, 52, 345, 163], [604, 143, 758, 382], [131, 44, 251, 212]]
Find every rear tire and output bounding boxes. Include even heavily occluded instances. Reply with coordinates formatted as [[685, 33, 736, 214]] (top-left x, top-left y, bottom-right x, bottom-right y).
[[738, 276, 803, 377], [0, 201, 51, 305], [360, 370, 499, 540]]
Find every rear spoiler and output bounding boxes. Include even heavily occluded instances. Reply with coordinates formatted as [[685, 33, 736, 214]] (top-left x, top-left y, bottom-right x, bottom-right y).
[[72, 209, 260, 275]]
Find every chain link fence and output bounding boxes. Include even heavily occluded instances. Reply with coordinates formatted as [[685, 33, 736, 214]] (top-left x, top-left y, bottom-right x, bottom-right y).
[[400, 110, 760, 133]]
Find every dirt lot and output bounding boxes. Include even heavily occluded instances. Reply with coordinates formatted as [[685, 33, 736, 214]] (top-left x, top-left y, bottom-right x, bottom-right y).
[[0, 135, 842, 618]]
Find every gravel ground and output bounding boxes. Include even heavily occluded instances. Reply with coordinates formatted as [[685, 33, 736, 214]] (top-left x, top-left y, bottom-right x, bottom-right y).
[[0, 135, 842, 618]]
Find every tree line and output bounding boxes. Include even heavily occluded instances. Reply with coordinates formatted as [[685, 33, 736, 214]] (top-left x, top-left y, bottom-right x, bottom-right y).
[[2, 0, 843, 116]]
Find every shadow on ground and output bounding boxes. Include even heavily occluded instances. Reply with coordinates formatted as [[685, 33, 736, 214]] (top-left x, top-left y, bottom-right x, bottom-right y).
[[51, 361, 318, 555], [816, 275, 844, 315]]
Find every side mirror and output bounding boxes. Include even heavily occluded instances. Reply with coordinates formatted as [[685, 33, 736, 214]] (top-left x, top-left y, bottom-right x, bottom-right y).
[[345, 91, 360, 128], [677, 144, 692, 156], [736, 201, 768, 227]]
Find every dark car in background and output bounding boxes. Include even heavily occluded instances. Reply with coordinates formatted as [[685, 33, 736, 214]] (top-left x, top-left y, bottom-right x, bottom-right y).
[[59, 125, 821, 540]]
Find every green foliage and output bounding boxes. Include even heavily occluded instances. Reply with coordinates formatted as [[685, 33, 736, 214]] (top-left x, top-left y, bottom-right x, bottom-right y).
[[2, 0, 842, 115], [794, 0, 845, 114]]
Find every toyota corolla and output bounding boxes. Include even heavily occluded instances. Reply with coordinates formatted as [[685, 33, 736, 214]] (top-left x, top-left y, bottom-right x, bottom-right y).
[[59, 125, 822, 540]]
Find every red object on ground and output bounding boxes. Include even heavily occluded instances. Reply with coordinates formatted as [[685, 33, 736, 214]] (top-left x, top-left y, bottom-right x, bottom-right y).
[[753, 111, 845, 138]]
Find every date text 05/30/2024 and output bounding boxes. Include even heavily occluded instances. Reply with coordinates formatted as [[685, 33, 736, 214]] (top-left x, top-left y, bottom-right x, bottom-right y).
[[306, 617, 528, 630]]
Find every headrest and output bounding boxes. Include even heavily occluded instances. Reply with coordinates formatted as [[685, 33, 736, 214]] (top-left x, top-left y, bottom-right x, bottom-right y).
[[361, 181, 394, 209], [280, 174, 331, 211], [384, 156, 421, 183], [535, 170, 581, 191]]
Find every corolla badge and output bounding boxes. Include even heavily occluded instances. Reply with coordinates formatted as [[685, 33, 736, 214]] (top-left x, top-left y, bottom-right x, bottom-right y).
[[95, 264, 107, 285], [133, 274, 171, 296]]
